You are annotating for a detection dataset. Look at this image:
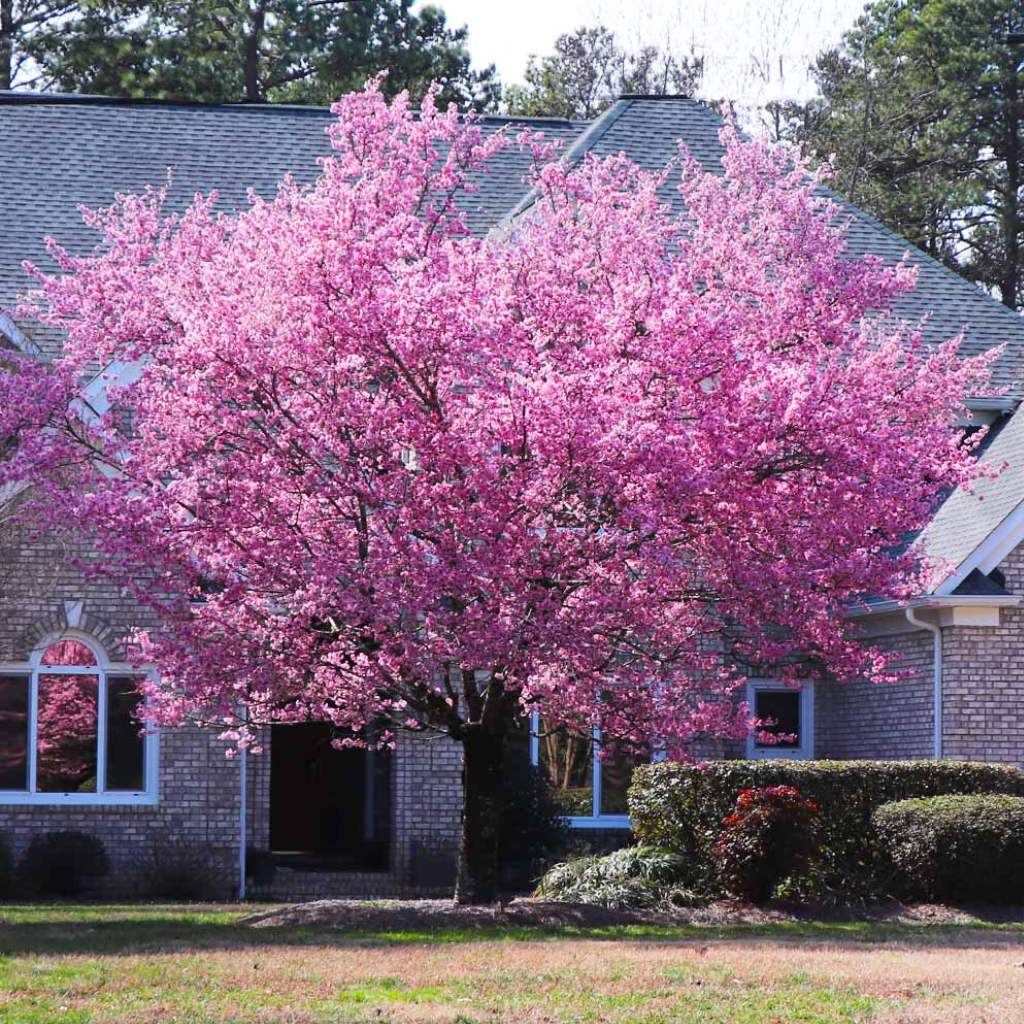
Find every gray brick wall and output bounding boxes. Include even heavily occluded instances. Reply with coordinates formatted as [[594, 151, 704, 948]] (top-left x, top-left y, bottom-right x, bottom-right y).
[[0, 521, 259, 897], [0, 517, 464, 899], [939, 543, 1024, 764], [816, 628, 935, 760]]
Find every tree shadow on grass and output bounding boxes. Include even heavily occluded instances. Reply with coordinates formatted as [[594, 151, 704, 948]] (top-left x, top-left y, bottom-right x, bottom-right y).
[[2, 904, 1024, 958]]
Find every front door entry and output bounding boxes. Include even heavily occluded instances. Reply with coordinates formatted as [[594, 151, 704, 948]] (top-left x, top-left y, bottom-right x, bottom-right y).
[[269, 722, 391, 869]]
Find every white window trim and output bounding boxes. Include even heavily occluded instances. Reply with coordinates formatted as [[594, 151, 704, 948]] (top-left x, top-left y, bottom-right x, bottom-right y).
[[529, 712, 640, 829], [745, 679, 814, 760], [0, 631, 159, 806]]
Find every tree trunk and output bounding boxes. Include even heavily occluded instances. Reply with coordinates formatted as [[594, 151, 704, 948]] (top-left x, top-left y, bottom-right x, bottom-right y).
[[242, 3, 266, 103], [1, 0, 14, 91], [1000, 61, 1021, 310], [454, 726, 505, 905]]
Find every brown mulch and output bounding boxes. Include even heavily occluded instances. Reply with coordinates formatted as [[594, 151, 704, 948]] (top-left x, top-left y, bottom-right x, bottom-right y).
[[241, 897, 1024, 932]]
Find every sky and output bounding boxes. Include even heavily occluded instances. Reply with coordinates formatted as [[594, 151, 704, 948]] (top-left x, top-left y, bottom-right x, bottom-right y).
[[419, 0, 868, 110]]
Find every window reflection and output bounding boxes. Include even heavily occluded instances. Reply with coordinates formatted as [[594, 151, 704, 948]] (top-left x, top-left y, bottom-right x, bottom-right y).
[[41, 640, 96, 668], [36, 674, 98, 793], [106, 677, 145, 791], [600, 751, 639, 815], [0, 675, 28, 790], [531, 714, 649, 819], [0, 635, 152, 800], [537, 721, 594, 816]]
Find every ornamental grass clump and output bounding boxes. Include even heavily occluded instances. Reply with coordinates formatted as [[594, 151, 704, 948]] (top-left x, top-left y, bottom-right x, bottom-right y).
[[536, 844, 699, 910], [714, 786, 822, 902]]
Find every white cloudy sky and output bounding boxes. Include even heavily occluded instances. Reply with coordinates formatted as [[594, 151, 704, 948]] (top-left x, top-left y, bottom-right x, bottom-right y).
[[420, 1, 868, 108]]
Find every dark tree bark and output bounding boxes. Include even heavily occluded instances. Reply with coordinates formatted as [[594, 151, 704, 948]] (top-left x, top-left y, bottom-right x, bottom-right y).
[[1000, 61, 1021, 310], [454, 723, 506, 905], [242, 2, 266, 103], [1, 0, 14, 90]]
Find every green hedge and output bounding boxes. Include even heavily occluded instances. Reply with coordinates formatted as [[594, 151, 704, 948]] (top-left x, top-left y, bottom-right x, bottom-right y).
[[874, 795, 1024, 903], [629, 760, 1024, 894]]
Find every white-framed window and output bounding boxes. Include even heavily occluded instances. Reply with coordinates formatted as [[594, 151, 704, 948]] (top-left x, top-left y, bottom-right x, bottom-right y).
[[0, 633, 159, 805], [528, 712, 648, 829], [746, 680, 814, 760]]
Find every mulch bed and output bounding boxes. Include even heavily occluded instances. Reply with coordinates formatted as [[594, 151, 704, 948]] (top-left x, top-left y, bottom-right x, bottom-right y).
[[242, 897, 1024, 932]]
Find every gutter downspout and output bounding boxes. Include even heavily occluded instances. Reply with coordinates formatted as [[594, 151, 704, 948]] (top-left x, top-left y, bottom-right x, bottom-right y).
[[238, 713, 248, 902], [906, 607, 942, 758], [238, 742, 248, 901]]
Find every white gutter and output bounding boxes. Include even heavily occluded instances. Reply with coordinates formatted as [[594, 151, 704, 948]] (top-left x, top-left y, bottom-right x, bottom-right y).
[[238, 740, 248, 902], [847, 594, 1023, 617], [905, 607, 942, 759]]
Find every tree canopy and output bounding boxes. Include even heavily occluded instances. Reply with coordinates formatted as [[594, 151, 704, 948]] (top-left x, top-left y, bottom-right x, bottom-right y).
[[0, 81, 990, 902], [783, 0, 1024, 310], [504, 25, 703, 120], [11, 0, 499, 107]]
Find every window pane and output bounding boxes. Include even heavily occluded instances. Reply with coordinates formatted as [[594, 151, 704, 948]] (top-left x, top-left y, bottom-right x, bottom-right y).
[[41, 640, 96, 667], [36, 674, 98, 793], [599, 747, 649, 815], [537, 721, 593, 816], [106, 677, 145, 791], [0, 675, 29, 790], [754, 690, 801, 748]]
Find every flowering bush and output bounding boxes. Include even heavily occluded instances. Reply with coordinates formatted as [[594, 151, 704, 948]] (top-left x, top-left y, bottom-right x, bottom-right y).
[[715, 786, 822, 902]]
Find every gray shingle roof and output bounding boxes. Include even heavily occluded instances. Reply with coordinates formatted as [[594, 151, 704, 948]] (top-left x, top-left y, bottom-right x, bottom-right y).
[[915, 404, 1024, 584], [0, 92, 582, 354], [551, 96, 1024, 397], [4, 91, 1024, 587]]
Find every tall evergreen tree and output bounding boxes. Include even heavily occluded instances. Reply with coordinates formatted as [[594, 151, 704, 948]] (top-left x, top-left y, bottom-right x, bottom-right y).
[[504, 25, 703, 121], [25, 0, 499, 109], [785, 0, 1024, 310], [0, 0, 77, 89]]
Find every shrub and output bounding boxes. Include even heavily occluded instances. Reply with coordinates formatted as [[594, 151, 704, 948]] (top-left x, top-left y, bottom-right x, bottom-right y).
[[143, 835, 219, 900], [19, 830, 109, 897], [873, 795, 1024, 903], [535, 844, 699, 910], [629, 760, 1024, 898], [714, 786, 822, 902], [498, 754, 567, 891]]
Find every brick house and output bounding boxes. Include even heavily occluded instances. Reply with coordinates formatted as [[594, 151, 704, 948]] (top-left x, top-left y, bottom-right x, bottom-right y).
[[2, 90, 1024, 900]]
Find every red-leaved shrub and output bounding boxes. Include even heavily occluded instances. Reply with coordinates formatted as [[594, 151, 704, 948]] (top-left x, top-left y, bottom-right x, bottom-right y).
[[715, 785, 821, 902]]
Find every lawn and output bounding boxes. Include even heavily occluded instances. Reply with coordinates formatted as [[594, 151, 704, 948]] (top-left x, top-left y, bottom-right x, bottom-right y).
[[2, 905, 1024, 1023]]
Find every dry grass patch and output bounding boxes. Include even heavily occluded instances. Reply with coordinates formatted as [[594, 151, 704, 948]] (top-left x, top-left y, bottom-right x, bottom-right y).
[[2, 905, 1024, 1022]]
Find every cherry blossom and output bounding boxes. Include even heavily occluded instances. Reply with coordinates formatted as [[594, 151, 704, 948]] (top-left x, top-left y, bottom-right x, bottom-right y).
[[0, 80, 993, 901]]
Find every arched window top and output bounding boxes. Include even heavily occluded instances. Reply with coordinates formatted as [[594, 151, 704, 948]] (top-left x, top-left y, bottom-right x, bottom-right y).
[[29, 631, 109, 671], [41, 639, 98, 668]]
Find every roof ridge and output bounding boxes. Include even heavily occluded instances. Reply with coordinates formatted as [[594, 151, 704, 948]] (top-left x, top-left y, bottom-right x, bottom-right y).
[[0, 90, 581, 127], [500, 98, 636, 225], [616, 92, 701, 101]]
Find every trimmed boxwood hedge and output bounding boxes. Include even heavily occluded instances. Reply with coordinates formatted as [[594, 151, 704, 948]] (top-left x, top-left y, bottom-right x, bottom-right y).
[[873, 795, 1024, 903], [629, 760, 1024, 894]]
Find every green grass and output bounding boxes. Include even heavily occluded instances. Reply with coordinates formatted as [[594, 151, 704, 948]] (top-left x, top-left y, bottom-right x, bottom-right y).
[[0, 904, 1022, 1023]]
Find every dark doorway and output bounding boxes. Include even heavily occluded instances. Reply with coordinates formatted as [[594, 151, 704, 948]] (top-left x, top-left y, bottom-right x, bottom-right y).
[[270, 723, 391, 871]]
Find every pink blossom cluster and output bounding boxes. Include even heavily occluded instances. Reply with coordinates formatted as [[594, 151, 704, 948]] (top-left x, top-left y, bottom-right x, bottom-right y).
[[0, 80, 994, 754]]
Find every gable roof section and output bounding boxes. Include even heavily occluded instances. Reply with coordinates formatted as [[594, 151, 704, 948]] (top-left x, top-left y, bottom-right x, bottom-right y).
[[918, 404, 1024, 594], [5, 90, 1024, 594], [0, 91, 583, 356], [539, 95, 1024, 397]]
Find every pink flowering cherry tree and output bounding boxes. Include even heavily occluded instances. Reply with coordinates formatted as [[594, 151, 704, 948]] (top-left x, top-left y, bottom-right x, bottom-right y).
[[0, 81, 992, 903]]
